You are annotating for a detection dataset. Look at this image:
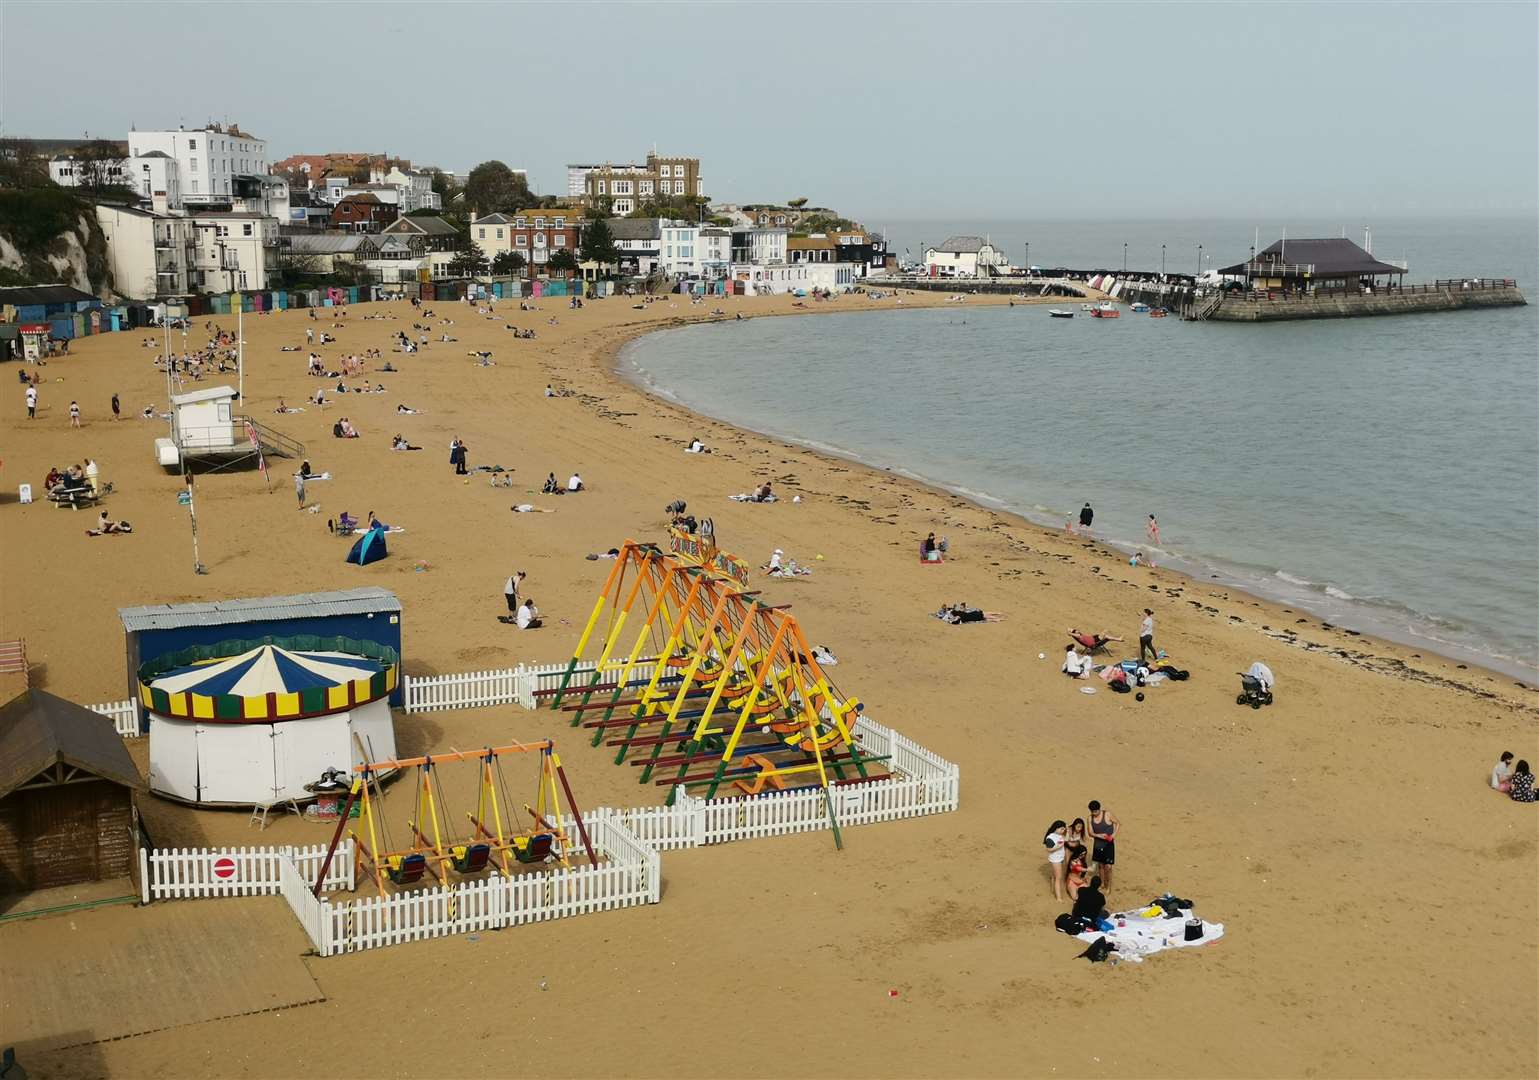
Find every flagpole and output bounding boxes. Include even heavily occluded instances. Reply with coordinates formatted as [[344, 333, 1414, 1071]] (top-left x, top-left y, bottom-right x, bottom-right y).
[[237, 300, 244, 406]]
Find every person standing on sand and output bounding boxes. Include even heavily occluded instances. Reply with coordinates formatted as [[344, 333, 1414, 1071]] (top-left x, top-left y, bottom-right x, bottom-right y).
[[504, 570, 525, 615], [25, 384, 37, 419], [1088, 800, 1119, 889], [1078, 502, 1094, 536], [294, 470, 306, 509], [69, 400, 81, 428], [111, 393, 121, 421], [1043, 820, 1069, 902], [1139, 608, 1157, 663]]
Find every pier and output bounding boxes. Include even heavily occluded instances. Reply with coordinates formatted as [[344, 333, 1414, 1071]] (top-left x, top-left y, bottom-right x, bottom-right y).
[[1182, 278, 1526, 321]]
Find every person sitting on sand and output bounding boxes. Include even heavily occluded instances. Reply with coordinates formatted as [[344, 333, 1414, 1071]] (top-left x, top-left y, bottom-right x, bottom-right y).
[[516, 598, 542, 630], [1071, 875, 1107, 923], [686, 438, 708, 453], [391, 434, 421, 451], [86, 510, 131, 536], [542, 472, 563, 495], [922, 533, 940, 561], [1509, 760, 1536, 803], [1063, 645, 1093, 678], [567, 472, 583, 492], [1066, 855, 1090, 901], [1491, 751, 1515, 793], [752, 481, 773, 503]]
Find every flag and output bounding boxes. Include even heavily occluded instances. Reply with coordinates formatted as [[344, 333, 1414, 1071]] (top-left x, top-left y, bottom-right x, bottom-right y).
[[245, 420, 268, 483]]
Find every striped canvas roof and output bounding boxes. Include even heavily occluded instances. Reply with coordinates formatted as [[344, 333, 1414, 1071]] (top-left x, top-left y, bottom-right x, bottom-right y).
[[120, 588, 400, 632], [150, 644, 382, 697]]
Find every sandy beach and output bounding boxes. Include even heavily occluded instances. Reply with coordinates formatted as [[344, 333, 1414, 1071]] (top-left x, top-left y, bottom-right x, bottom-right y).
[[1, 287, 1535, 1078]]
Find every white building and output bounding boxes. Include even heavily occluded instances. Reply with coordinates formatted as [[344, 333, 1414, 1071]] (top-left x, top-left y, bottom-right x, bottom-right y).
[[370, 164, 442, 213], [730, 263, 812, 295], [923, 235, 1010, 278], [731, 227, 789, 266], [187, 212, 276, 291], [659, 223, 700, 277], [699, 227, 731, 279], [127, 125, 268, 206], [96, 204, 196, 299], [51, 149, 183, 206]]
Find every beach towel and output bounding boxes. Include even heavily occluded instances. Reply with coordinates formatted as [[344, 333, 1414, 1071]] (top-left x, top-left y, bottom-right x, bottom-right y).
[[729, 493, 778, 503], [1074, 903, 1224, 962]]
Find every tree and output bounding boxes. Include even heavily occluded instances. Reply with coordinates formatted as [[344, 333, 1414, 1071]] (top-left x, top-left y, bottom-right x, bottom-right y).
[[547, 248, 578, 275], [71, 140, 131, 191], [429, 168, 461, 204], [448, 247, 489, 278], [463, 160, 531, 215], [491, 250, 526, 276], [787, 197, 808, 208], [579, 217, 618, 269], [0, 137, 48, 188]]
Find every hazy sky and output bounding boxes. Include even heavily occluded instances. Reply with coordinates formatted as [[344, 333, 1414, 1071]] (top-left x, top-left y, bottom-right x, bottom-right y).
[[3, 2, 1535, 221]]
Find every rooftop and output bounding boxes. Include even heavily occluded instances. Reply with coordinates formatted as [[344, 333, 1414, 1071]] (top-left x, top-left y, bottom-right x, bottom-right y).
[[0, 284, 96, 306], [0, 689, 143, 800], [933, 235, 988, 253], [1218, 237, 1407, 278], [119, 587, 402, 633], [385, 215, 459, 236]]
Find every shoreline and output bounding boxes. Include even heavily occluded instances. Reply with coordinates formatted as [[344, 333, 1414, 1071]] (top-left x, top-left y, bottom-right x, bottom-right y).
[[617, 322, 1539, 682], [599, 299, 1538, 695]]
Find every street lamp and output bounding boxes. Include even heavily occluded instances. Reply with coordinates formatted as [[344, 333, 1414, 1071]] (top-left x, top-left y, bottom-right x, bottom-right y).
[[1024, 241, 1030, 275], [1197, 244, 1203, 277], [1123, 242, 1128, 273], [1161, 244, 1166, 277]]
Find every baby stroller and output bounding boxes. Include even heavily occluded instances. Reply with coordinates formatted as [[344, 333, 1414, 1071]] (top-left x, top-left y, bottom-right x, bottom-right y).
[[1236, 662, 1275, 708]]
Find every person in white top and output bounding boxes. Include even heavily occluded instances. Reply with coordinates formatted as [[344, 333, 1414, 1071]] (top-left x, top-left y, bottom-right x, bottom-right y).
[[1491, 751, 1515, 793], [767, 549, 783, 573], [567, 473, 583, 492], [1139, 608, 1157, 664], [1043, 820, 1070, 901], [516, 599, 541, 630], [25, 384, 38, 419], [503, 570, 525, 615], [1062, 646, 1091, 678]]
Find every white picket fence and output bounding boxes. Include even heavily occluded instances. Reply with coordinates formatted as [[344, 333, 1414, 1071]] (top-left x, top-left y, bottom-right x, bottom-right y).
[[140, 841, 356, 903], [275, 811, 660, 955], [90, 698, 140, 738], [400, 660, 664, 713]]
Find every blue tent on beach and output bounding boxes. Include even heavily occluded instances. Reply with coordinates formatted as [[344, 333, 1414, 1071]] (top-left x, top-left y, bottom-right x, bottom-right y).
[[346, 526, 389, 566]]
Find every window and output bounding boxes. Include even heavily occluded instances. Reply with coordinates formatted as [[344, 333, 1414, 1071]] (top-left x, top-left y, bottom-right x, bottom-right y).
[[515, 235, 527, 247], [534, 232, 546, 247], [514, 217, 526, 227], [552, 235, 565, 248], [661, 165, 672, 177], [554, 217, 565, 227], [478, 228, 486, 238], [596, 180, 606, 194], [534, 217, 545, 228], [495, 228, 503, 239], [191, 180, 199, 192], [188, 138, 197, 150], [190, 157, 199, 172], [640, 181, 653, 196], [243, 223, 253, 236]]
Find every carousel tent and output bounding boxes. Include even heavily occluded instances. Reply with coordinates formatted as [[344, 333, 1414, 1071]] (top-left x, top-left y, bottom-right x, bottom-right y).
[[141, 640, 398, 807]]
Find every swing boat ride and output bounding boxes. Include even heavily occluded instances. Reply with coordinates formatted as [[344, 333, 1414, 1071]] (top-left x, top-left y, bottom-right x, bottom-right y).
[[311, 739, 596, 895], [543, 534, 891, 840]]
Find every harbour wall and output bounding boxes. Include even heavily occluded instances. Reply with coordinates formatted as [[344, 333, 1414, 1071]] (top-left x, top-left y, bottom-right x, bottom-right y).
[[1202, 284, 1526, 322]]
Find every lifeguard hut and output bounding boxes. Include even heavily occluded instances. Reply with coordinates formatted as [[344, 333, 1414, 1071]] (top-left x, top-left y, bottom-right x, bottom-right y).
[[154, 384, 303, 470]]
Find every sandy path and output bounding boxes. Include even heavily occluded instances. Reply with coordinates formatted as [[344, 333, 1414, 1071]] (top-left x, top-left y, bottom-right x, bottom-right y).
[[1, 287, 1534, 1078]]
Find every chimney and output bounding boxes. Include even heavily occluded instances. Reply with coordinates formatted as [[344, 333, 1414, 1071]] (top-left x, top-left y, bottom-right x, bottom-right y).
[[152, 190, 169, 215]]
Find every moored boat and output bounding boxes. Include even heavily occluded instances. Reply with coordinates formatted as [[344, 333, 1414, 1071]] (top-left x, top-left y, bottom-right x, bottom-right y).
[[1149, 307, 1169, 318], [1049, 308, 1074, 318], [1130, 301, 1150, 312], [1089, 303, 1121, 319]]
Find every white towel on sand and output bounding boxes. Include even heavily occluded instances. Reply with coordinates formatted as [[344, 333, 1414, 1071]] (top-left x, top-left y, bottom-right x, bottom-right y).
[[1076, 906, 1225, 962]]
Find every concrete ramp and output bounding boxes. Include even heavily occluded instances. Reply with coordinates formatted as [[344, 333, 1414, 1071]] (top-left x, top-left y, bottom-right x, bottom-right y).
[[0, 896, 324, 1053]]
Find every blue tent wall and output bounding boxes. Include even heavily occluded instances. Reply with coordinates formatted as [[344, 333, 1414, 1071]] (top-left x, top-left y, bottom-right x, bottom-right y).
[[347, 528, 388, 565]]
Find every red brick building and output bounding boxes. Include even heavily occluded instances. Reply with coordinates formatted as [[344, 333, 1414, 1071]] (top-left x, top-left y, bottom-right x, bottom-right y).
[[331, 193, 398, 233]]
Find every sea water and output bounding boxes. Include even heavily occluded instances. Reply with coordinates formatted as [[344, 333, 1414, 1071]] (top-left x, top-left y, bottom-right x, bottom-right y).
[[622, 218, 1539, 677]]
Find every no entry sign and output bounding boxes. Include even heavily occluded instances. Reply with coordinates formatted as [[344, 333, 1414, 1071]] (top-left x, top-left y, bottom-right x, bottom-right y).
[[212, 856, 237, 880]]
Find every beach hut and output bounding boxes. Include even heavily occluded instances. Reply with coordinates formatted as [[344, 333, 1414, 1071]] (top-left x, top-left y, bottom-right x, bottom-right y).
[[139, 640, 399, 807], [0, 690, 143, 895]]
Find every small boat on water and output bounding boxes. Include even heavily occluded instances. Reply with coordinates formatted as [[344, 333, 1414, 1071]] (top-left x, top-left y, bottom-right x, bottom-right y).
[[1130, 302, 1150, 313], [1089, 303, 1121, 319], [1049, 308, 1075, 318], [1080, 303, 1093, 311], [1149, 307, 1169, 318]]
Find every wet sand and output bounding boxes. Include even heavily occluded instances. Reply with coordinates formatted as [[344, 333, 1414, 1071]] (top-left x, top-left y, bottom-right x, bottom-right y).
[[1, 287, 1535, 1078]]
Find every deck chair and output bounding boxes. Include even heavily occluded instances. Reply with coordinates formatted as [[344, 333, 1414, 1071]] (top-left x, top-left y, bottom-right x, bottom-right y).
[[451, 843, 491, 874], [512, 833, 554, 864], [333, 511, 358, 537], [1070, 631, 1112, 657]]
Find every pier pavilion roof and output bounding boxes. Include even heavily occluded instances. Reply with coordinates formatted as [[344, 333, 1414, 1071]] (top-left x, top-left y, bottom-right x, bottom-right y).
[[1220, 238, 1404, 277]]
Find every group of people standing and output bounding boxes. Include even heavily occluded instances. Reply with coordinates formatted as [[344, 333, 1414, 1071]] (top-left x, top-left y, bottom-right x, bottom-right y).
[[1043, 801, 1121, 911]]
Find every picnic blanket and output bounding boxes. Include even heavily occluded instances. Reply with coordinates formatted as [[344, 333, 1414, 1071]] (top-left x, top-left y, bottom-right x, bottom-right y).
[[1076, 904, 1224, 963]]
